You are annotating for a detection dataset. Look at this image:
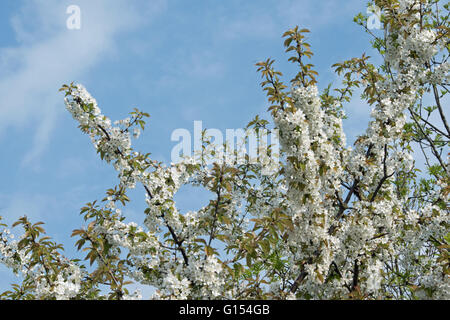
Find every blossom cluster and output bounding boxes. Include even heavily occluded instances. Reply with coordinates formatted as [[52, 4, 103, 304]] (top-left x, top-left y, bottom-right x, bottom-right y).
[[0, 0, 448, 300]]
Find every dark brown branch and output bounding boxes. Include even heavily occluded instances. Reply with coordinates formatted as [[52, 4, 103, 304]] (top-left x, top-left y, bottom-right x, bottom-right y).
[[432, 84, 450, 137], [84, 232, 124, 299], [144, 185, 189, 266], [410, 106, 447, 171], [289, 256, 313, 294], [351, 259, 360, 292], [96, 120, 190, 267], [370, 144, 394, 202], [293, 143, 374, 293], [408, 107, 450, 139], [207, 170, 224, 248]]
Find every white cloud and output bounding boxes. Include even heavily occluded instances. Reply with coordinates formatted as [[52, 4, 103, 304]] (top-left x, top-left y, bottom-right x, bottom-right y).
[[0, 0, 166, 166]]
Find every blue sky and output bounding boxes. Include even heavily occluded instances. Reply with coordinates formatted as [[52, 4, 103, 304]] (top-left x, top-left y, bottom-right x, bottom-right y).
[[0, 0, 379, 295]]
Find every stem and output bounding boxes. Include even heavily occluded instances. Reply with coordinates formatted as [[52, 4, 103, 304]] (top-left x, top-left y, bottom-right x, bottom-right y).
[[432, 84, 450, 137], [370, 144, 394, 202], [145, 185, 189, 266], [84, 233, 123, 299], [410, 106, 447, 172], [208, 170, 224, 248]]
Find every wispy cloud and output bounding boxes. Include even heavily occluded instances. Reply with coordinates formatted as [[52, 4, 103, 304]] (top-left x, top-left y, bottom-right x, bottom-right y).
[[0, 192, 56, 223], [0, 0, 166, 167], [213, 0, 364, 42], [277, 0, 364, 31], [218, 12, 278, 40]]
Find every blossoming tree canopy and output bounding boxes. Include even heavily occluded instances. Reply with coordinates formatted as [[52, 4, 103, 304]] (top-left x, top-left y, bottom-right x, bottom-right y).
[[0, 0, 448, 300]]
